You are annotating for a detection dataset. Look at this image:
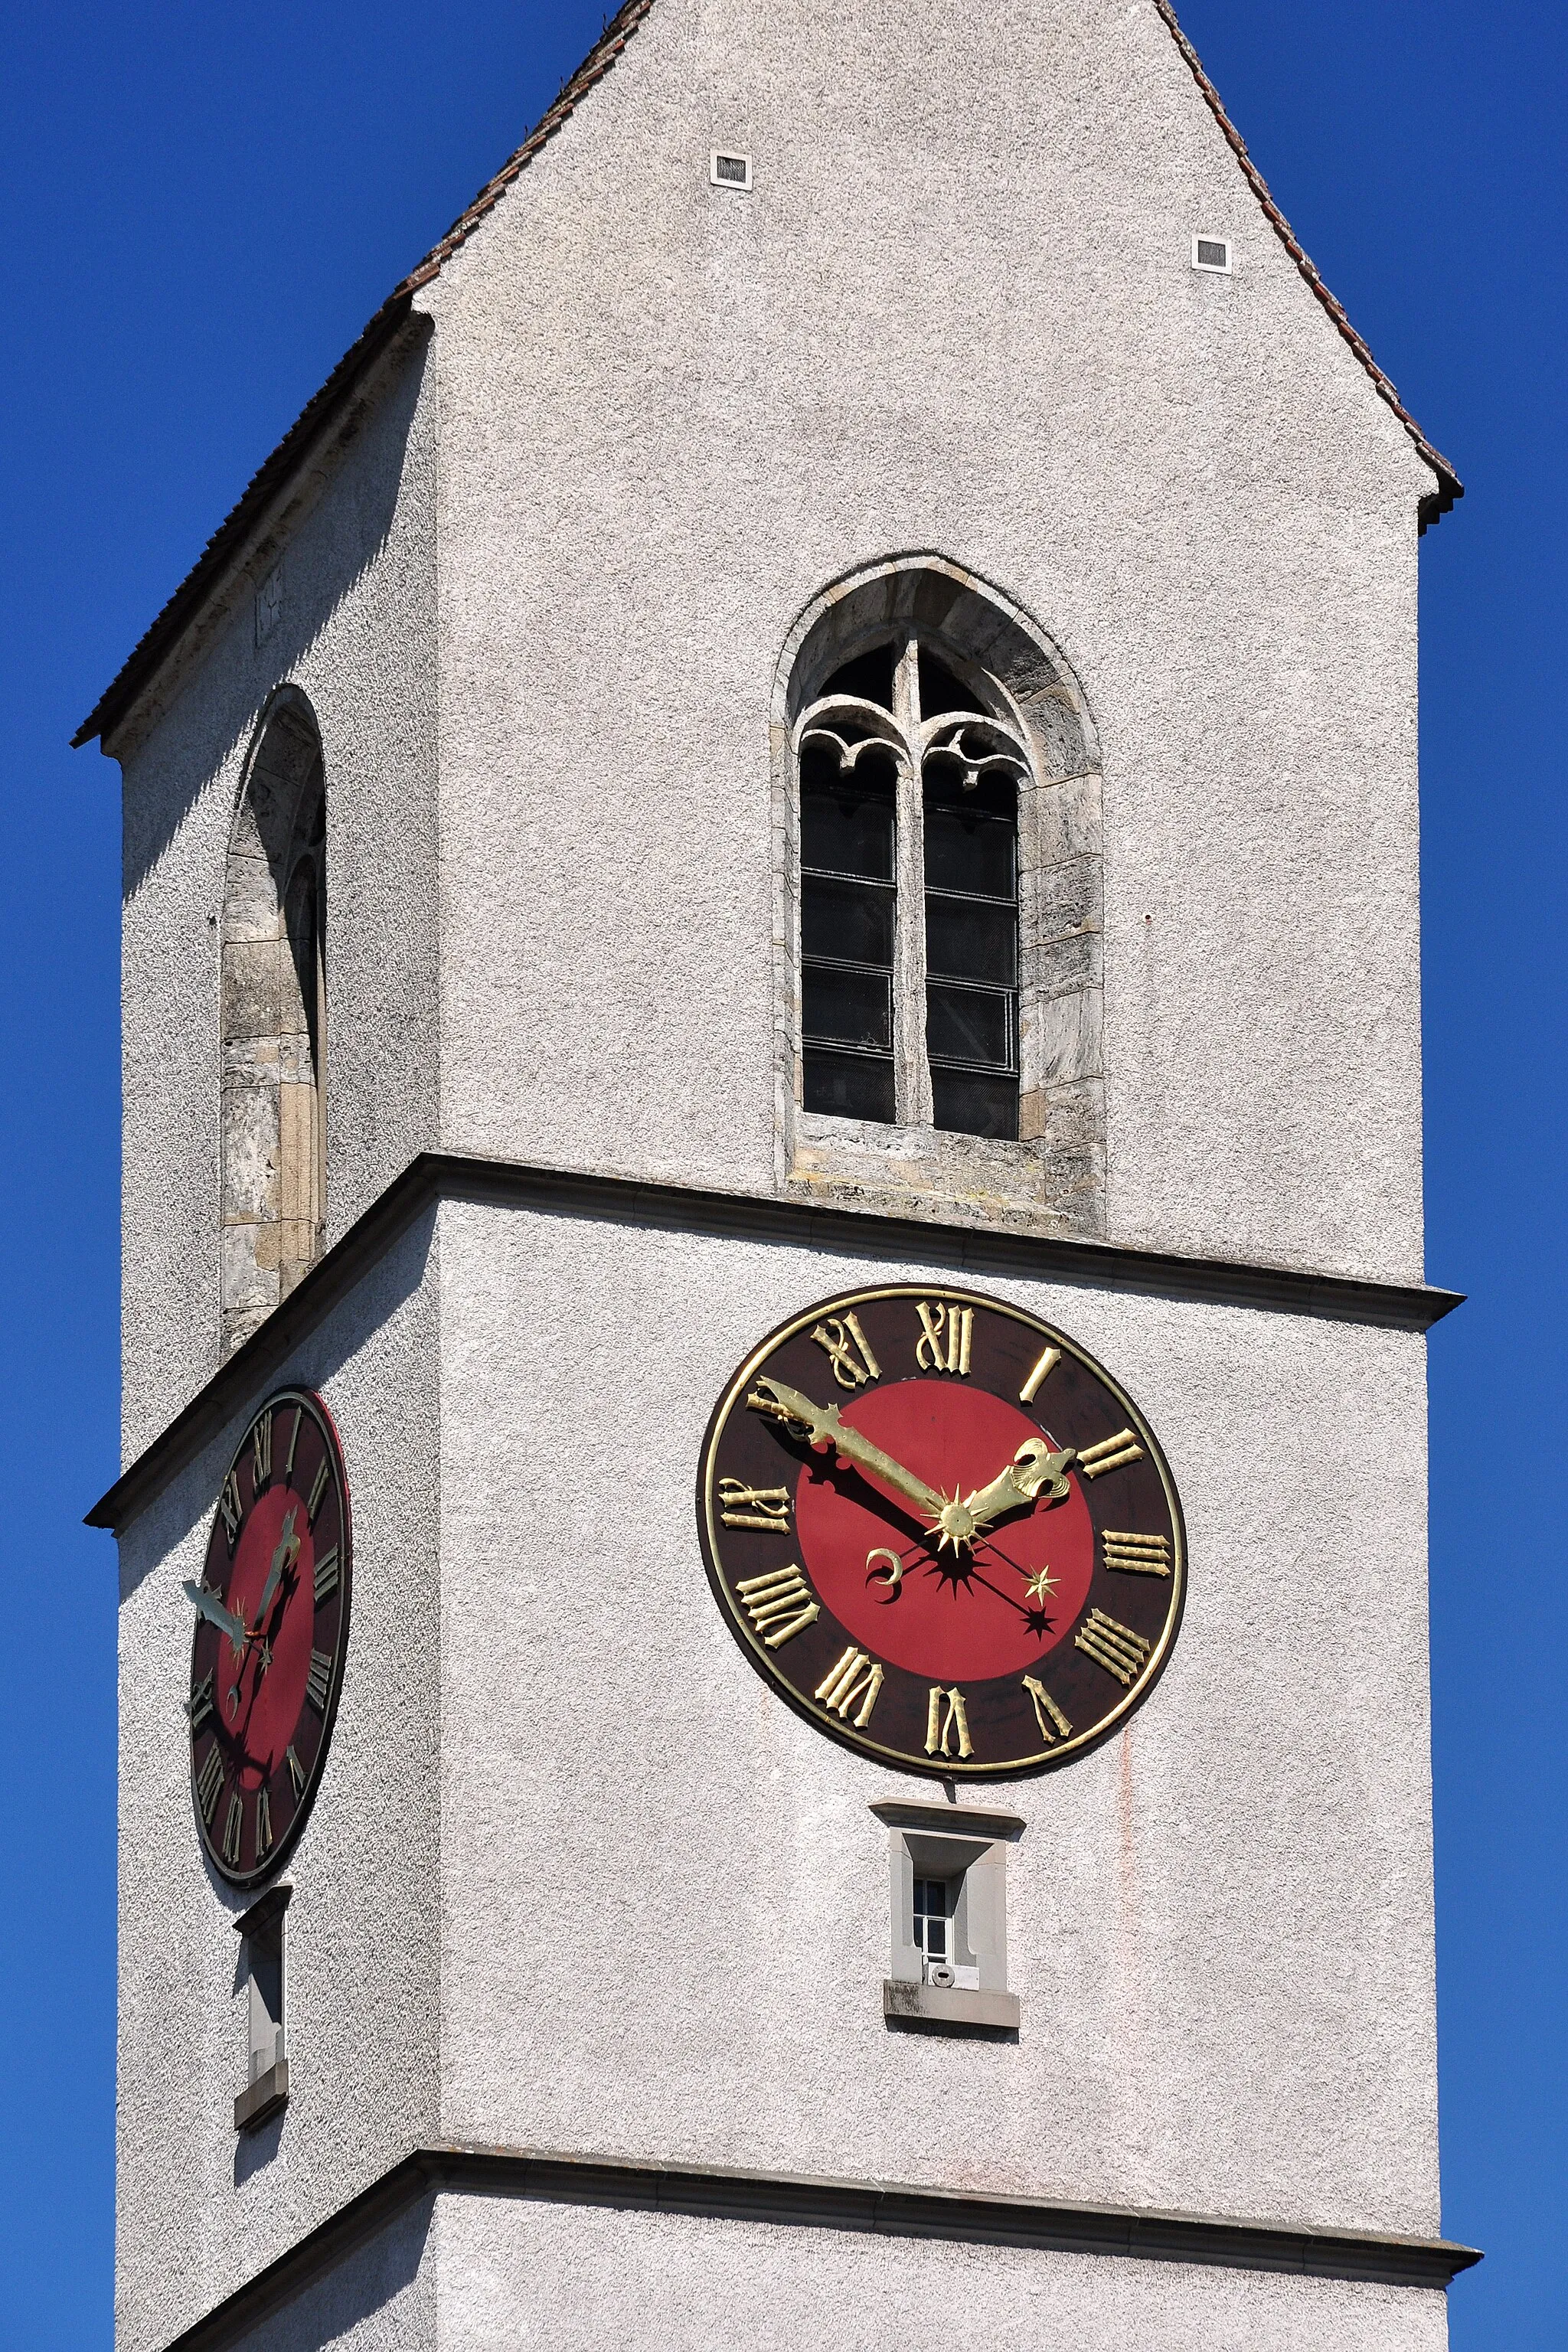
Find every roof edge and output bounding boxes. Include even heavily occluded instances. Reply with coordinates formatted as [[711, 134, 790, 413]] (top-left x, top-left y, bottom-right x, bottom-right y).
[[76, 0, 1459, 753], [72, 0, 657, 753], [1153, 0, 1460, 531]]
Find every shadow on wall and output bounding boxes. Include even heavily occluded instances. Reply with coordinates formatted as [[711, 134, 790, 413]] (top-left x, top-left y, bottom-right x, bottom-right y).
[[118, 328, 432, 903], [113, 1205, 436, 1603], [225, 2188, 433, 2345]]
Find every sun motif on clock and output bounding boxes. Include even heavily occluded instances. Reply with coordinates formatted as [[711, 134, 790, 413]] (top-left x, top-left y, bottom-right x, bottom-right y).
[[697, 1287, 1184, 1777], [184, 1390, 351, 1885]]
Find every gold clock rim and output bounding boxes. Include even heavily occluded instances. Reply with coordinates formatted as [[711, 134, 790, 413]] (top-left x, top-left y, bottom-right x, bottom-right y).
[[698, 1283, 1187, 1779]]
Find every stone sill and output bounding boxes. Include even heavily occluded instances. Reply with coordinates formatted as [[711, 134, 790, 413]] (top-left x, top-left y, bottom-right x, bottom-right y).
[[884, 1979, 1020, 2037], [234, 2059, 288, 2134]]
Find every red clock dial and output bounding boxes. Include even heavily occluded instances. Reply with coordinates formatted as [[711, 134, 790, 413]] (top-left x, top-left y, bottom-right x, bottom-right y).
[[698, 1287, 1184, 1778], [186, 1390, 351, 1886]]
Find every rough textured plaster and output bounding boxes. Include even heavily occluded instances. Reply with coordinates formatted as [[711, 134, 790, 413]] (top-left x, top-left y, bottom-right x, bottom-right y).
[[427, 0, 1429, 1282], [116, 338, 437, 1459], [439, 1200, 1439, 2240], [227, 2201, 436, 2352], [116, 1217, 440, 2352], [436, 2192, 1449, 2351]]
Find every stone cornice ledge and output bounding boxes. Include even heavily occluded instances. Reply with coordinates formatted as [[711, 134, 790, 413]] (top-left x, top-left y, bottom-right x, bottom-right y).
[[159, 2141, 1481, 2348], [89, 1152, 1464, 1535]]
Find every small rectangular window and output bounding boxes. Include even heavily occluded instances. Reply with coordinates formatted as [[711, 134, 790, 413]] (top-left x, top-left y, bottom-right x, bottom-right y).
[[803, 1050, 896, 1122], [1192, 235, 1232, 273], [873, 1802, 1023, 2034], [802, 965, 892, 1053], [930, 1068, 1018, 1139], [801, 874, 896, 967], [710, 150, 752, 189], [233, 1884, 290, 2133]]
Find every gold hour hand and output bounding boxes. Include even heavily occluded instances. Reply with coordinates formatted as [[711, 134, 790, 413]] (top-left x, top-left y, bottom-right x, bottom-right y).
[[961, 1438, 1077, 1532], [746, 1379, 947, 1521]]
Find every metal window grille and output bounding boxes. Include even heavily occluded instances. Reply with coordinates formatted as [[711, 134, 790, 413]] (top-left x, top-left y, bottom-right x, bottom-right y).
[[913, 1877, 952, 1977]]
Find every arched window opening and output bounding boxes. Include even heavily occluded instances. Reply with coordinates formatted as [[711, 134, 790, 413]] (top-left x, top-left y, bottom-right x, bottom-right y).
[[220, 694, 326, 1358], [799, 633, 1026, 1139]]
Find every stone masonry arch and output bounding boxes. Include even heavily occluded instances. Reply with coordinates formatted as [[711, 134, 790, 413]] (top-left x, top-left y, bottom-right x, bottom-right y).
[[220, 686, 327, 1355]]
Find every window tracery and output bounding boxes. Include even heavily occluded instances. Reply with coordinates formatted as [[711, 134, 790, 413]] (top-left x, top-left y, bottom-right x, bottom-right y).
[[799, 635, 1027, 1138]]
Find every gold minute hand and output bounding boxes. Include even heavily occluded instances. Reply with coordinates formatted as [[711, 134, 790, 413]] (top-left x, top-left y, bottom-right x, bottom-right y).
[[746, 1378, 948, 1522]]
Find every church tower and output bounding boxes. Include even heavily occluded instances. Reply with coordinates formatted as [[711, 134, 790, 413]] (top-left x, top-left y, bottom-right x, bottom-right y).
[[83, 1, 1479, 2344]]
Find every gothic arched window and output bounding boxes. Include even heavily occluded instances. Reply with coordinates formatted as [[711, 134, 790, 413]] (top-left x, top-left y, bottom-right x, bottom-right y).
[[220, 690, 326, 1357], [776, 560, 1105, 1237], [798, 635, 1027, 1138]]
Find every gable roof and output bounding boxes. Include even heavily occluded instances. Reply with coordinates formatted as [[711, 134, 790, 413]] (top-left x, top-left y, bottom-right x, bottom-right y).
[[73, 0, 1458, 752], [1153, 0, 1459, 532]]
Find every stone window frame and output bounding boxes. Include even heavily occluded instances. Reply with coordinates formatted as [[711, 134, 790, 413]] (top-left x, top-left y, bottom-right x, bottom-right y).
[[220, 684, 327, 1359], [233, 1881, 290, 2133], [771, 556, 1105, 1238], [872, 1798, 1024, 2037]]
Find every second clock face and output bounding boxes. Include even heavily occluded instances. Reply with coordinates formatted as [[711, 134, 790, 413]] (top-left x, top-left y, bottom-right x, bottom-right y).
[[697, 1286, 1184, 1778], [187, 1389, 351, 1886]]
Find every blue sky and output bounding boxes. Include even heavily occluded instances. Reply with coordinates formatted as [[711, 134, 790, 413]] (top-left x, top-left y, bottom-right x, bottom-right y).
[[0, 1, 1560, 2341]]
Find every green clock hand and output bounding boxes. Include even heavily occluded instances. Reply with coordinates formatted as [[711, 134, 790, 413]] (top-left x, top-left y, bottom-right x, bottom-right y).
[[252, 1507, 301, 1633], [183, 1579, 248, 1653]]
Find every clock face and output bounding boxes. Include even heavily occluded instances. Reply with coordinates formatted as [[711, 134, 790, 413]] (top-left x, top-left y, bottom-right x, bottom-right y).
[[697, 1286, 1184, 1778], [186, 1390, 351, 1886]]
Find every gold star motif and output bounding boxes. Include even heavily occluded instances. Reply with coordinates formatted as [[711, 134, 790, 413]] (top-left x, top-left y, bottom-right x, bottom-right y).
[[1024, 1566, 1060, 1606]]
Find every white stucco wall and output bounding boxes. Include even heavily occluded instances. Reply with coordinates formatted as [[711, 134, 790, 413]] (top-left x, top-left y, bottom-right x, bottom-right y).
[[437, 2193, 1449, 2352], [426, 0, 1433, 1283], [115, 334, 439, 1461], [438, 1199, 1439, 2240], [115, 1216, 442, 2352]]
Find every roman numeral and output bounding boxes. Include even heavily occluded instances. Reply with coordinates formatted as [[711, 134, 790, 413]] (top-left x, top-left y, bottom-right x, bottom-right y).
[[815, 1646, 884, 1727], [925, 1685, 973, 1759], [218, 1471, 243, 1547], [735, 1566, 820, 1648], [256, 1785, 273, 1859], [811, 1312, 881, 1390], [196, 1743, 225, 1823], [252, 1410, 272, 1491], [312, 1544, 340, 1603], [305, 1648, 333, 1712], [307, 1456, 331, 1524], [1075, 1608, 1151, 1684], [717, 1479, 792, 1534], [286, 1746, 307, 1798], [915, 1301, 974, 1376], [285, 1403, 303, 1478], [1077, 1429, 1145, 1480], [222, 1792, 244, 1868], [1102, 1530, 1171, 1576], [1018, 1344, 1061, 1403], [186, 1672, 214, 1734], [1022, 1674, 1072, 1742]]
